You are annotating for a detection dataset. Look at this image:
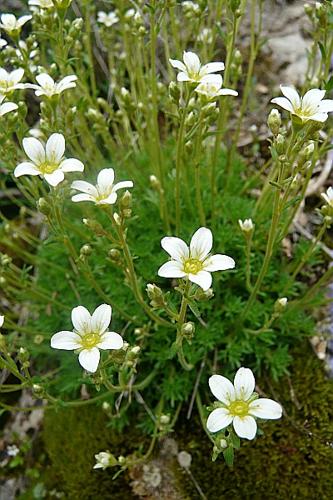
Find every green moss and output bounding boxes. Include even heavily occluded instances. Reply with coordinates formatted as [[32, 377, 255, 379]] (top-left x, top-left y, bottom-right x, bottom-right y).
[[42, 344, 333, 499], [178, 344, 333, 499], [42, 406, 136, 499]]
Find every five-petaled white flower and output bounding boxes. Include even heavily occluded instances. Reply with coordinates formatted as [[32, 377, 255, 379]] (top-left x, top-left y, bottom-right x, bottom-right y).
[[97, 11, 119, 27], [93, 451, 114, 470], [158, 227, 235, 291], [0, 68, 26, 96], [195, 74, 238, 99], [31, 73, 77, 98], [50, 304, 123, 373], [169, 51, 225, 84], [271, 85, 333, 123], [0, 13, 32, 35], [207, 367, 282, 440], [14, 133, 84, 187], [0, 315, 4, 328], [0, 95, 18, 116], [321, 186, 333, 207], [71, 168, 133, 205]]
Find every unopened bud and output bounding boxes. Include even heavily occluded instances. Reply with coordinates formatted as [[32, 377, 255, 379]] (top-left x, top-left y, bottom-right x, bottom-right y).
[[275, 134, 285, 154], [238, 218, 254, 233], [120, 190, 132, 209], [274, 297, 288, 313], [80, 244, 92, 256], [160, 414, 170, 425], [149, 175, 160, 189], [108, 248, 121, 261], [113, 213, 121, 226], [181, 322, 195, 337], [268, 108, 281, 135], [169, 81, 180, 103], [37, 197, 50, 215]]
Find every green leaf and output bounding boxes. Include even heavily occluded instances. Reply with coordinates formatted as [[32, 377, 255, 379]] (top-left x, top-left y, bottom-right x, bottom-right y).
[[325, 75, 333, 92], [223, 446, 234, 467], [318, 41, 326, 60]]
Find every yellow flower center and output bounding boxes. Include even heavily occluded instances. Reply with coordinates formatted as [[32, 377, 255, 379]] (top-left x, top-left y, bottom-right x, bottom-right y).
[[80, 332, 101, 349], [38, 162, 59, 174], [228, 400, 249, 418], [183, 258, 203, 274]]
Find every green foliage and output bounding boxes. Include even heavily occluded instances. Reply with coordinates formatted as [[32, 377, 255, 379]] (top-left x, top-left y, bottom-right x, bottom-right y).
[[40, 344, 333, 499]]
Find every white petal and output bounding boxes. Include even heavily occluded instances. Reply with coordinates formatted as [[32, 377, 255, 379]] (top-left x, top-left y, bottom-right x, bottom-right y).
[[190, 227, 212, 260], [71, 193, 95, 203], [183, 51, 201, 73], [308, 112, 328, 122], [46, 133, 65, 163], [71, 306, 92, 334], [189, 270, 212, 290], [233, 415, 257, 440], [169, 58, 186, 71], [98, 193, 118, 205], [14, 162, 40, 177], [218, 89, 238, 96], [177, 72, 191, 82], [97, 168, 114, 190], [203, 254, 235, 272], [200, 74, 222, 86], [36, 73, 54, 88], [161, 236, 189, 261], [17, 15, 32, 27], [318, 99, 333, 113], [91, 304, 112, 334], [249, 398, 282, 420], [209, 374, 235, 404], [280, 85, 300, 108], [71, 180, 98, 196], [112, 180, 133, 192], [78, 348, 100, 373], [234, 367, 255, 401], [60, 158, 84, 172], [270, 97, 294, 113], [0, 315, 4, 327], [10, 68, 24, 85], [0, 102, 18, 116], [51, 331, 81, 350], [44, 170, 64, 186], [302, 88, 325, 108], [97, 331, 123, 350], [22, 137, 45, 164], [200, 62, 225, 75], [206, 408, 233, 433], [158, 260, 186, 278]]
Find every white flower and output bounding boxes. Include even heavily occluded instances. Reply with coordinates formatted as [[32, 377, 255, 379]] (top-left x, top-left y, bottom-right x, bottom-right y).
[[7, 444, 19, 457], [169, 51, 225, 84], [238, 218, 254, 232], [0, 68, 26, 96], [0, 315, 4, 328], [14, 133, 84, 187], [158, 227, 235, 291], [0, 95, 18, 116], [0, 14, 32, 35], [50, 304, 123, 373], [195, 74, 238, 99], [207, 367, 282, 440], [0, 37, 7, 49], [71, 168, 133, 205], [31, 73, 77, 98], [93, 451, 114, 470], [321, 186, 333, 207], [97, 11, 119, 27], [28, 0, 54, 10], [271, 85, 333, 123], [277, 297, 288, 307]]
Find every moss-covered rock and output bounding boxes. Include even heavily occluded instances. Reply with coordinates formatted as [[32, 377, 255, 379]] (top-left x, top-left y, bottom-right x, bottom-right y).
[[42, 344, 333, 499]]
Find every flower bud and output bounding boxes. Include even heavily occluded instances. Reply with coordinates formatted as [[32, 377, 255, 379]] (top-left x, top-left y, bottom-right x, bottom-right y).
[[160, 414, 170, 425], [120, 190, 132, 209], [80, 244, 92, 256], [275, 134, 285, 154], [181, 322, 195, 338], [149, 175, 161, 190], [169, 81, 181, 104], [37, 197, 51, 215], [267, 109, 281, 135], [274, 297, 288, 313], [113, 213, 121, 226], [108, 248, 121, 261], [238, 218, 254, 233]]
